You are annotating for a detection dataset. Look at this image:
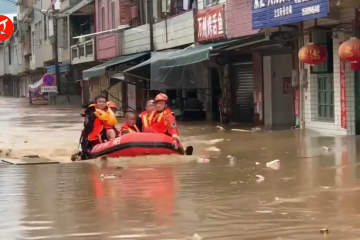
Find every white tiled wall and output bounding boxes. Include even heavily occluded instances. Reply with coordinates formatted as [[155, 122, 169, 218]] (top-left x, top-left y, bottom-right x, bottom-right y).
[[303, 7, 356, 135]]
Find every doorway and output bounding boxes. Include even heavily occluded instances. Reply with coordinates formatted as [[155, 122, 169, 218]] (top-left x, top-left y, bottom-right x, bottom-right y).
[[211, 67, 221, 121]]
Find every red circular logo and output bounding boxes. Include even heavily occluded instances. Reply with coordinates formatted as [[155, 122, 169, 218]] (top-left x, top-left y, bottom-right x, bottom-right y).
[[0, 15, 14, 42]]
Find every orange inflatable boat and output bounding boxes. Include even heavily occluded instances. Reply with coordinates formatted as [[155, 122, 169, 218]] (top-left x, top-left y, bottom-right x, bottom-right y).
[[88, 133, 192, 158]]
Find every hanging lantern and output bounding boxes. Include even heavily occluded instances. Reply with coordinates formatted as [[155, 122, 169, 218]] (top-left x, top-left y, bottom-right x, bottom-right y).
[[298, 43, 327, 65], [339, 37, 360, 63], [351, 61, 360, 70]]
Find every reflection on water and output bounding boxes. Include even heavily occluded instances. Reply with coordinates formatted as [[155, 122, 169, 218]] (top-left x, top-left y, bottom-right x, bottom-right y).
[[1, 97, 360, 239]]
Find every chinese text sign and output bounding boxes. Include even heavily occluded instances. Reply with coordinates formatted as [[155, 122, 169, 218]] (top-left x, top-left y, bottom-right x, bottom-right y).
[[252, 0, 329, 30], [196, 4, 225, 42]]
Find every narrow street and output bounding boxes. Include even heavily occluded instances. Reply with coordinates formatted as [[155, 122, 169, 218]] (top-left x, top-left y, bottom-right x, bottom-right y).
[[0, 96, 359, 239]]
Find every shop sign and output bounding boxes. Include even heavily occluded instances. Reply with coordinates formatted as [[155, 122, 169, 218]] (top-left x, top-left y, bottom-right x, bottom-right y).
[[196, 4, 225, 42], [252, 0, 329, 30], [340, 57, 347, 129]]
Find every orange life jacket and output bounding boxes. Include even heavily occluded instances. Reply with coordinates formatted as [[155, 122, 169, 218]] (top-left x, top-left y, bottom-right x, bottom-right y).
[[139, 111, 152, 128], [149, 108, 174, 134], [120, 124, 140, 134]]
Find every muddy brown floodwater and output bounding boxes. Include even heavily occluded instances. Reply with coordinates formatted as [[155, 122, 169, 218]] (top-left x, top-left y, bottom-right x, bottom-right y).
[[0, 96, 360, 239]]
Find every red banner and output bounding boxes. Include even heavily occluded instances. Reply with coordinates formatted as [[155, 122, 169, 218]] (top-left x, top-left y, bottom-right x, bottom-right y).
[[196, 5, 225, 42], [294, 89, 299, 116], [340, 58, 347, 129]]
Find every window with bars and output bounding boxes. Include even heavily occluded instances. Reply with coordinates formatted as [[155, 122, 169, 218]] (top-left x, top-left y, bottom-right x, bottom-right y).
[[100, 0, 105, 31], [310, 29, 333, 74], [317, 75, 334, 120], [109, 0, 115, 29]]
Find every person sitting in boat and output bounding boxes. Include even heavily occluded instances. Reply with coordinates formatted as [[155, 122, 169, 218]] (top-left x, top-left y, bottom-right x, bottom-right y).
[[84, 95, 118, 144], [137, 99, 155, 131], [104, 100, 119, 140], [119, 112, 140, 135], [148, 93, 180, 149]]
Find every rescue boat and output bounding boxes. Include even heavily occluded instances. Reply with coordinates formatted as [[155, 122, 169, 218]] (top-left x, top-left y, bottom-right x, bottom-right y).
[[88, 133, 191, 159]]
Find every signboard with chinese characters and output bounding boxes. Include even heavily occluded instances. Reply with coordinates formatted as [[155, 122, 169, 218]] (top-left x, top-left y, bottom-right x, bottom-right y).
[[340, 57, 347, 129], [252, 0, 329, 30], [196, 4, 225, 42]]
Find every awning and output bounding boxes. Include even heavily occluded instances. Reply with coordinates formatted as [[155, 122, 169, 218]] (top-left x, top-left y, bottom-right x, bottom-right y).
[[82, 52, 149, 79], [152, 33, 270, 68]]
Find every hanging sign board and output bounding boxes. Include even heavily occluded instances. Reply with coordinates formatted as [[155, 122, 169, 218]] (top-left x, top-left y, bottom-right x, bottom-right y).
[[252, 0, 329, 30]]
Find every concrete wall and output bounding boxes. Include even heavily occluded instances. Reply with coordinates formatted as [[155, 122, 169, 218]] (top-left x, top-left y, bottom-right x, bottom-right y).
[[34, 0, 43, 69], [0, 46, 5, 76], [121, 24, 151, 55], [303, 7, 355, 135], [153, 11, 194, 50]]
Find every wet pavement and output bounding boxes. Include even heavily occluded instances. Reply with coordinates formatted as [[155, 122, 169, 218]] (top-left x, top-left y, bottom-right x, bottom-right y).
[[0, 96, 360, 239]]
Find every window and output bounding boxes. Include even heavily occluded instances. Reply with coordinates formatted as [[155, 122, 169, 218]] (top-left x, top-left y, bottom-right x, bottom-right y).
[[109, 0, 115, 29], [100, 0, 105, 31], [31, 30, 34, 53], [205, 0, 218, 7], [317, 75, 334, 120], [310, 29, 333, 74], [44, 16, 47, 40], [8, 45, 11, 65]]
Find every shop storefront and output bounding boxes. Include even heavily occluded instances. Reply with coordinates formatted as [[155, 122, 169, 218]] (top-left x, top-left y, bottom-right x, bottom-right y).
[[82, 52, 150, 114], [251, 0, 356, 132]]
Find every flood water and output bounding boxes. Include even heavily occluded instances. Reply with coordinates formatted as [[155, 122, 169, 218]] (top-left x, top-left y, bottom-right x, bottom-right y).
[[1, 96, 360, 239]]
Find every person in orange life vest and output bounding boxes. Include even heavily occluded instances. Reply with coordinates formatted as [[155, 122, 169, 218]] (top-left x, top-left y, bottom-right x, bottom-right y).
[[137, 99, 155, 132], [119, 112, 140, 135], [86, 95, 117, 143], [104, 100, 119, 140], [149, 93, 180, 149]]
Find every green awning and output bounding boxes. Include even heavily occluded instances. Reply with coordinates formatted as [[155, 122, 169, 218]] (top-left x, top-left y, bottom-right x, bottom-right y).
[[82, 52, 149, 79], [153, 33, 269, 68]]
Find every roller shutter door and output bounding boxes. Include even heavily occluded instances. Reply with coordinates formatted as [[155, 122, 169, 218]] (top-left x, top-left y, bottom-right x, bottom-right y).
[[233, 62, 254, 123]]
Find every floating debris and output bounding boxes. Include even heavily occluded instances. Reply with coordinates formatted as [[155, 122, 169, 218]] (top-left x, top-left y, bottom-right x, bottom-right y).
[[192, 233, 202, 240], [255, 162, 260, 165], [256, 175, 265, 182], [266, 159, 280, 170], [231, 128, 251, 132], [251, 127, 262, 132], [204, 146, 220, 152], [197, 157, 210, 163], [216, 125, 225, 130], [320, 228, 329, 235], [100, 174, 120, 179]]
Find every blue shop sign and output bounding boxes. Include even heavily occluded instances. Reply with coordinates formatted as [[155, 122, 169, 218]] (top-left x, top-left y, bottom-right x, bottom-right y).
[[252, 0, 329, 30]]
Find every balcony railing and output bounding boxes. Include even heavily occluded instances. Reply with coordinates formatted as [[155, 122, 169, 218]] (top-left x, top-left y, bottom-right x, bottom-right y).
[[71, 38, 95, 64], [129, 17, 141, 27]]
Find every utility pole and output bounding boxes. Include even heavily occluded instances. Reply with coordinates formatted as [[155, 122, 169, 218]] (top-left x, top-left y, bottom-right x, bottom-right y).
[[52, 5, 60, 92]]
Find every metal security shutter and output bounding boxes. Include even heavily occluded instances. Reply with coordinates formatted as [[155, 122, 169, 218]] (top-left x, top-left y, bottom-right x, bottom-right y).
[[109, 83, 120, 109], [99, 75, 108, 93], [233, 62, 254, 123], [90, 77, 100, 99]]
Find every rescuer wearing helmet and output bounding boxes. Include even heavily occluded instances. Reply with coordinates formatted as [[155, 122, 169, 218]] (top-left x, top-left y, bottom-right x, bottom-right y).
[[148, 93, 180, 149]]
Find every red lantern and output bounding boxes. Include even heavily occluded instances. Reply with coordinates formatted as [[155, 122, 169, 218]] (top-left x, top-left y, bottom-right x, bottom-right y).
[[339, 37, 360, 63], [351, 61, 360, 70], [298, 43, 327, 65]]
